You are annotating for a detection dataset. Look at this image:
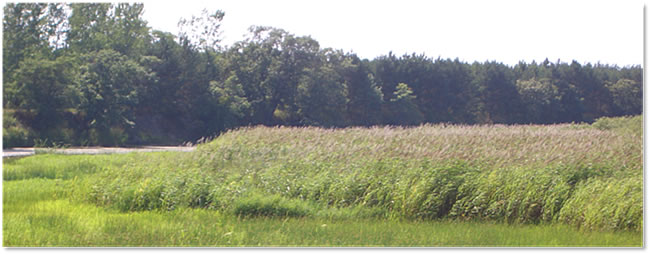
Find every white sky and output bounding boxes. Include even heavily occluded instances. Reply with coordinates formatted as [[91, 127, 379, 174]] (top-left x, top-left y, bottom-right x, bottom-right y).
[[142, 0, 643, 67]]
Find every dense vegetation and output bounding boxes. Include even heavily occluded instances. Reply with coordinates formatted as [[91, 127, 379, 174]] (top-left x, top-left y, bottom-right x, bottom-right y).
[[81, 116, 642, 231], [2, 116, 642, 246], [2, 3, 643, 148]]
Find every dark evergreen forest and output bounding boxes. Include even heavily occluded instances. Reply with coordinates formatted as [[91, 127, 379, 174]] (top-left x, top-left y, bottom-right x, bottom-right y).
[[2, 3, 643, 147]]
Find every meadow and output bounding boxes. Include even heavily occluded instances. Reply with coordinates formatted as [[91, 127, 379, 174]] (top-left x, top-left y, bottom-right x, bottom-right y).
[[2, 116, 643, 247]]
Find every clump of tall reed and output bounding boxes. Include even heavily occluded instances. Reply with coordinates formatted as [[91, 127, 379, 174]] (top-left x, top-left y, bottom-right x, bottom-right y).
[[80, 116, 642, 231]]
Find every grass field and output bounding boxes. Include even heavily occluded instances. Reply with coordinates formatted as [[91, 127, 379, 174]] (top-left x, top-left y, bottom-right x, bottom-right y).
[[2, 116, 643, 247]]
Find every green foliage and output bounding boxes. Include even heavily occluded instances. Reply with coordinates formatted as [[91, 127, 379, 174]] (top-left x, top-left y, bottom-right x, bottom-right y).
[[210, 77, 251, 120], [145, 29, 226, 141], [341, 56, 384, 126], [76, 49, 157, 145], [1, 3, 645, 245], [2, 3, 65, 88], [11, 57, 76, 128], [384, 83, 424, 125], [2, 121, 643, 246], [607, 79, 642, 116], [388, 161, 468, 219], [471, 62, 524, 124], [516, 78, 562, 123], [3, 111, 34, 148], [68, 3, 150, 56], [591, 115, 642, 137], [2, 154, 130, 181], [3, 183, 641, 247], [558, 176, 642, 231], [66, 122, 642, 231], [451, 166, 575, 224], [2, 2, 643, 146], [2, 125, 32, 148], [371, 54, 475, 124], [296, 64, 349, 127], [232, 192, 311, 218]]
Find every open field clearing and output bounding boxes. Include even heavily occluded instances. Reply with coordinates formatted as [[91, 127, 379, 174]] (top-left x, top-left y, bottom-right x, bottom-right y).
[[2, 116, 642, 247]]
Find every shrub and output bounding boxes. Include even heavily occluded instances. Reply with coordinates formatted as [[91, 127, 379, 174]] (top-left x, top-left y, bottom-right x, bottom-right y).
[[232, 192, 311, 217], [3, 111, 34, 148], [592, 115, 641, 137], [88, 127, 130, 146]]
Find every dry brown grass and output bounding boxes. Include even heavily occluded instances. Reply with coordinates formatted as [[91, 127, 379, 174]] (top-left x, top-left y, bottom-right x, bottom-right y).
[[198, 123, 641, 170]]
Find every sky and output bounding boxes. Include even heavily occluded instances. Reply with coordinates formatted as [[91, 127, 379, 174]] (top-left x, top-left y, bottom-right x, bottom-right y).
[[141, 0, 643, 67]]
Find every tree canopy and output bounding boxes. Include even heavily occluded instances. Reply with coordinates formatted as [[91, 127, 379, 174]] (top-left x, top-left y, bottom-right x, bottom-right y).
[[2, 3, 643, 147]]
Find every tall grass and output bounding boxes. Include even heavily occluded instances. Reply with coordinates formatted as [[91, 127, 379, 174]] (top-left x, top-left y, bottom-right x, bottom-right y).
[[74, 116, 642, 232], [3, 177, 642, 246], [195, 122, 640, 170]]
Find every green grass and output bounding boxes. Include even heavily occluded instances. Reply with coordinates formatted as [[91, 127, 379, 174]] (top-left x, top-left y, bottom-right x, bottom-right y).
[[592, 115, 642, 137], [2, 153, 135, 181], [3, 179, 641, 247], [2, 115, 643, 246]]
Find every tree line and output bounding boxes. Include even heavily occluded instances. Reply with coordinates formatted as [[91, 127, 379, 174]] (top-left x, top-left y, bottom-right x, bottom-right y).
[[2, 3, 643, 147]]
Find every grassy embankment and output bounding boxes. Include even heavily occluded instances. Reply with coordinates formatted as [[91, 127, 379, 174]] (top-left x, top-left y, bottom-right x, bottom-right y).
[[2, 116, 642, 246]]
